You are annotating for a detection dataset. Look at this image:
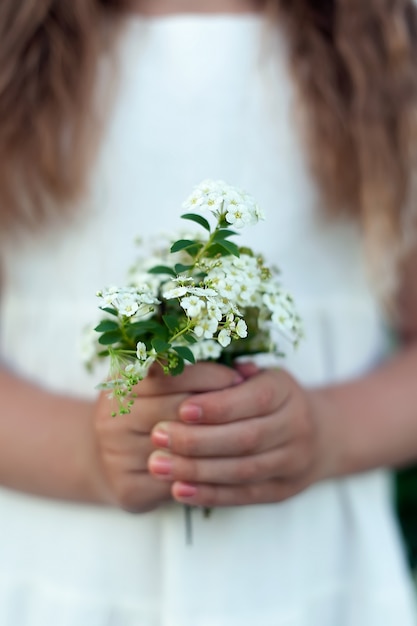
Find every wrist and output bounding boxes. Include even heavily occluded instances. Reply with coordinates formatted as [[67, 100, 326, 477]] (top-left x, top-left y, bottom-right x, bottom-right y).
[[307, 386, 363, 482]]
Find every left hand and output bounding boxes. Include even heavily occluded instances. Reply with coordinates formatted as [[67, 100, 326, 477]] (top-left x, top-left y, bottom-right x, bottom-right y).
[[148, 364, 326, 507]]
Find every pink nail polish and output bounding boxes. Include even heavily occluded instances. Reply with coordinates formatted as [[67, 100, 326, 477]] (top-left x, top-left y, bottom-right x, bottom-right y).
[[180, 404, 202, 423], [150, 455, 172, 476], [175, 482, 198, 498], [152, 429, 170, 449]]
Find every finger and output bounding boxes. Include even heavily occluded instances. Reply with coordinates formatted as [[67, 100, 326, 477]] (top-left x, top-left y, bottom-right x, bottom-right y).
[[134, 361, 243, 397], [109, 472, 172, 513], [151, 413, 292, 457], [233, 361, 261, 379], [99, 390, 191, 433], [178, 369, 292, 425], [171, 477, 308, 507], [100, 434, 155, 472], [148, 446, 303, 485], [127, 394, 188, 433]]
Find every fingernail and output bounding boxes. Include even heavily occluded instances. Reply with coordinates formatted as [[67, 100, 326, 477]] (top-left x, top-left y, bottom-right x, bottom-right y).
[[232, 372, 244, 385], [152, 428, 170, 449], [236, 362, 260, 378], [180, 404, 202, 423], [175, 482, 198, 498], [149, 453, 173, 476]]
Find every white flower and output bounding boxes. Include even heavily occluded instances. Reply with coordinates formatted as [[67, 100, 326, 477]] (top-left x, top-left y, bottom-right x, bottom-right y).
[[192, 339, 223, 360], [216, 277, 240, 300], [182, 188, 205, 211], [125, 355, 155, 379], [188, 286, 217, 298], [137, 288, 160, 305], [98, 285, 120, 306], [194, 316, 219, 339], [116, 294, 139, 317], [98, 286, 159, 318], [235, 319, 248, 338], [224, 204, 252, 229], [218, 328, 232, 347], [199, 192, 224, 213], [180, 295, 205, 318], [183, 180, 224, 214], [206, 300, 223, 321], [163, 286, 188, 299], [136, 341, 147, 360]]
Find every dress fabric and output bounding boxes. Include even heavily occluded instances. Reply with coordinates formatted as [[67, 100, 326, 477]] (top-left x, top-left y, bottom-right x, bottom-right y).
[[0, 14, 416, 626]]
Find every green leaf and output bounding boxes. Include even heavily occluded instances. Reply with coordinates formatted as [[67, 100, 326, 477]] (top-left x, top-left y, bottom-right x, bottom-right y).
[[148, 265, 176, 277], [98, 330, 123, 345], [217, 239, 240, 257], [125, 320, 163, 339], [170, 239, 199, 253], [183, 333, 197, 344], [212, 229, 238, 242], [173, 345, 196, 364], [151, 338, 171, 353], [174, 263, 193, 274], [99, 307, 118, 317], [94, 320, 119, 333], [183, 243, 204, 257], [163, 315, 178, 332], [181, 213, 211, 232]]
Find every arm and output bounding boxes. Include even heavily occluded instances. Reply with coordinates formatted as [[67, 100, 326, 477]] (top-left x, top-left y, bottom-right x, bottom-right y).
[[311, 341, 417, 479], [316, 247, 417, 477], [0, 368, 103, 502], [0, 363, 240, 510]]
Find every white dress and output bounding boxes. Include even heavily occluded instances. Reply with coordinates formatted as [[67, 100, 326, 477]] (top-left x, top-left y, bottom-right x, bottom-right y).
[[0, 14, 415, 626]]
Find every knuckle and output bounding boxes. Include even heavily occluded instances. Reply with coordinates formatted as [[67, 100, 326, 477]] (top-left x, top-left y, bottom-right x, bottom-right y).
[[236, 424, 260, 454], [276, 447, 297, 476], [204, 398, 226, 423], [253, 454, 275, 480], [254, 383, 274, 415], [189, 459, 207, 483], [175, 427, 199, 455], [234, 458, 257, 482], [278, 447, 309, 478]]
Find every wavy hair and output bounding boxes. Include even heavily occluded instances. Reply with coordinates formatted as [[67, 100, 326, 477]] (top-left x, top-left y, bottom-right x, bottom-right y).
[[0, 0, 120, 226], [1, 0, 417, 292], [275, 0, 417, 299]]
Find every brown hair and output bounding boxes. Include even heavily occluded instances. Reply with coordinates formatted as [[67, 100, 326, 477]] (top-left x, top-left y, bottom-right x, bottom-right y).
[[275, 0, 417, 299], [1, 0, 417, 270], [0, 0, 121, 227]]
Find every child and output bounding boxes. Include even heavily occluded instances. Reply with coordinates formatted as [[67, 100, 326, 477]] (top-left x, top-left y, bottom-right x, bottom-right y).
[[0, 1, 416, 624]]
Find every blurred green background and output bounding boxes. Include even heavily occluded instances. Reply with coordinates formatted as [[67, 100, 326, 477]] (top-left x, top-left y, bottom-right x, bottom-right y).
[[396, 467, 417, 574]]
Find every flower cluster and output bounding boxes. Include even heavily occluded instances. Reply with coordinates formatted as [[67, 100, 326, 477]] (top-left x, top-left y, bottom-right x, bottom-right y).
[[87, 180, 302, 414]]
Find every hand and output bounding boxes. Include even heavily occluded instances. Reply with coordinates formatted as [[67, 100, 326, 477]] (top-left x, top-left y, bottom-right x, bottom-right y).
[[92, 363, 243, 513], [148, 364, 325, 507]]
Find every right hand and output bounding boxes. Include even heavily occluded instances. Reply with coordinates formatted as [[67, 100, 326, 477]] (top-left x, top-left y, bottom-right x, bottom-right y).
[[92, 362, 243, 513]]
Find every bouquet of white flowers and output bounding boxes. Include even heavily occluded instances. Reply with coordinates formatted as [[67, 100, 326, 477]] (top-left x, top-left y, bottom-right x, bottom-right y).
[[88, 180, 302, 414]]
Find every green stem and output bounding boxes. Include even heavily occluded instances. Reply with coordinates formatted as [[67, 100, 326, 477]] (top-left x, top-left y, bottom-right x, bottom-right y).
[[190, 206, 225, 267], [120, 318, 136, 348], [169, 322, 194, 344]]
